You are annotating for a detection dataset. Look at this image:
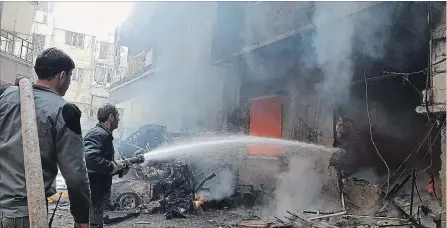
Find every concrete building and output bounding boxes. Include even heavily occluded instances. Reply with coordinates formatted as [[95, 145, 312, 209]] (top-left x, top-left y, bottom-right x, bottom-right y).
[[415, 2, 446, 225], [0, 1, 37, 84], [31, 4, 129, 132], [109, 2, 226, 139], [211, 1, 446, 201]]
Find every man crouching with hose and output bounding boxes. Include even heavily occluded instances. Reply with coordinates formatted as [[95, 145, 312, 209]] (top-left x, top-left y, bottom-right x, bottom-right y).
[[84, 104, 144, 228]]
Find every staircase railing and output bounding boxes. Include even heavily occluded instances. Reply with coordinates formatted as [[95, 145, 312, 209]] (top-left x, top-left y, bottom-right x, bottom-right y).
[[0, 29, 34, 63]]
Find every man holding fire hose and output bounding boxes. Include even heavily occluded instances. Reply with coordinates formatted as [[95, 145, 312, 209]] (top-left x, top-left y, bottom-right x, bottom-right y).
[[84, 104, 144, 228], [0, 48, 91, 228]]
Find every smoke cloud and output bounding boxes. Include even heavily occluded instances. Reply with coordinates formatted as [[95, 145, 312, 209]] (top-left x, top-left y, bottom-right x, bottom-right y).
[[116, 2, 226, 137], [117, 1, 433, 216]]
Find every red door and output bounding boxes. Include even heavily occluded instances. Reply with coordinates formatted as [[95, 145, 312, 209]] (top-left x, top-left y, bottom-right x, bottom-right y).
[[249, 95, 282, 156]]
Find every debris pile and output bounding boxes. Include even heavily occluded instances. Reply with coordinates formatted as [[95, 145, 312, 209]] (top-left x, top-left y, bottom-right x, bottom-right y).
[[148, 160, 202, 218], [131, 159, 217, 219], [268, 172, 442, 228]]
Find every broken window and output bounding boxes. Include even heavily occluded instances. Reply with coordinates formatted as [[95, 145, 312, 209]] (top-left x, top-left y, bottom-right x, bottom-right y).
[[32, 34, 45, 53], [94, 65, 113, 85], [72, 68, 84, 81], [65, 31, 84, 48], [117, 67, 128, 80], [99, 41, 113, 60]]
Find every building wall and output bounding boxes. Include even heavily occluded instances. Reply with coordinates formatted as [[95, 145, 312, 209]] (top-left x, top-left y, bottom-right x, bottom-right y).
[[1, 1, 36, 36], [115, 96, 143, 138], [430, 2, 446, 105], [52, 28, 97, 114], [282, 78, 334, 147], [430, 3, 447, 226], [0, 52, 33, 84], [31, 9, 56, 56], [30, 21, 116, 131], [53, 29, 94, 69], [0, 1, 36, 84]]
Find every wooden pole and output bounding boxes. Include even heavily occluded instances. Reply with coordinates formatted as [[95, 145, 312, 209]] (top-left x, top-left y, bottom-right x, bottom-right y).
[[19, 77, 48, 228]]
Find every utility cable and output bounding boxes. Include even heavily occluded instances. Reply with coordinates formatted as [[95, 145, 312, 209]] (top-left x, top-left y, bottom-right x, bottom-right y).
[[352, 58, 447, 85], [380, 106, 445, 188], [382, 58, 446, 77], [414, 172, 423, 203], [430, 174, 441, 200], [364, 71, 390, 199], [421, 118, 446, 172]]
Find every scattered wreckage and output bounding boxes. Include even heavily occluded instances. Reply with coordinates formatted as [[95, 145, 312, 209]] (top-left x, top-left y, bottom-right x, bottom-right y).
[[104, 157, 266, 225], [100, 125, 266, 224], [50, 125, 443, 228]]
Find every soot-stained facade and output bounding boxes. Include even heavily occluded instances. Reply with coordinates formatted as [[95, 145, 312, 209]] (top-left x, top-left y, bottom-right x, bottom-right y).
[[211, 2, 442, 174]]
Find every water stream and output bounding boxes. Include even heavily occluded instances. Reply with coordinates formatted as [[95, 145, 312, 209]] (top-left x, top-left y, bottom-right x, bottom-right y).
[[143, 135, 336, 161]]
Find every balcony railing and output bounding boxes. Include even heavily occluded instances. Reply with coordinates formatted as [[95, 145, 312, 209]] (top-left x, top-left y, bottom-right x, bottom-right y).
[[0, 29, 34, 63]]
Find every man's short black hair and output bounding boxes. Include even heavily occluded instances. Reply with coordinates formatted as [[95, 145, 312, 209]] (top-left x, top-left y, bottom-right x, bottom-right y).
[[97, 103, 118, 123], [34, 48, 75, 80]]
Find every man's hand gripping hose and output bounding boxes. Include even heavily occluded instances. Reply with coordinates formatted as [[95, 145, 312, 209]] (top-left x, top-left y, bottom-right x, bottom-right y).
[[112, 154, 145, 178]]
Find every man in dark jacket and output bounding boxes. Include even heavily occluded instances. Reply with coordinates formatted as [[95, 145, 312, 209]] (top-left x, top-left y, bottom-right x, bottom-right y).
[[84, 104, 126, 228], [0, 48, 91, 228]]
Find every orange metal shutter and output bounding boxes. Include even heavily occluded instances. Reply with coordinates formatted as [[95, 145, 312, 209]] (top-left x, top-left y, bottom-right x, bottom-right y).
[[249, 95, 282, 156]]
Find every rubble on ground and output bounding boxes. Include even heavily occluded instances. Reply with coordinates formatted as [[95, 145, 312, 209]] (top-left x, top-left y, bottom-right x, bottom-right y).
[[59, 126, 437, 228]]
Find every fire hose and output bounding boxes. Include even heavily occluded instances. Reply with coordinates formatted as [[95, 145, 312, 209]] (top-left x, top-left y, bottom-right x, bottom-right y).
[[115, 154, 146, 178], [19, 77, 48, 228]]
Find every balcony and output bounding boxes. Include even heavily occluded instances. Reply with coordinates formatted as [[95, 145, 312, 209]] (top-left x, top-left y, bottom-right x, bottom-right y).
[[0, 29, 34, 62], [0, 29, 34, 84]]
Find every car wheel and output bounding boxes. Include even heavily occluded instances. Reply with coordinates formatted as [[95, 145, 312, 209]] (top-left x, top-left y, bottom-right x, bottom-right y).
[[116, 192, 141, 210]]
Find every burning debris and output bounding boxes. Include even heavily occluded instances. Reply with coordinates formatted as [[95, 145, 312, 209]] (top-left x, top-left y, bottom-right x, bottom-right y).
[[105, 154, 268, 225], [149, 160, 213, 219], [135, 159, 263, 219]]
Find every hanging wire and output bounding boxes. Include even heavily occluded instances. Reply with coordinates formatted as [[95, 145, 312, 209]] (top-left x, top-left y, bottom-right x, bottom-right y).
[[421, 118, 446, 172], [380, 106, 446, 188], [352, 58, 446, 85], [364, 71, 391, 199]]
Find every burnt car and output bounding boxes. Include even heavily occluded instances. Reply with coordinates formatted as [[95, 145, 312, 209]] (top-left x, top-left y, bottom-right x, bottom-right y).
[[117, 124, 168, 158], [109, 178, 151, 210]]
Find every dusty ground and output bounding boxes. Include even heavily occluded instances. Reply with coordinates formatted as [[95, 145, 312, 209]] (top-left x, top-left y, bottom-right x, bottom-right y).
[[50, 205, 254, 228]]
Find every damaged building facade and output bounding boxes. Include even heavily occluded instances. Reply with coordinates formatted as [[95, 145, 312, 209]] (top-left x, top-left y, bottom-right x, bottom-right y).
[[31, 2, 129, 132], [211, 1, 446, 226], [415, 2, 447, 224], [106, 1, 446, 227], [0, 1, 36, 84]]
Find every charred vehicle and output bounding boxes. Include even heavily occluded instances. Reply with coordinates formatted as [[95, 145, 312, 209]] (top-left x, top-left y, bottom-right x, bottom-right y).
[[117, 124, 169, 158]]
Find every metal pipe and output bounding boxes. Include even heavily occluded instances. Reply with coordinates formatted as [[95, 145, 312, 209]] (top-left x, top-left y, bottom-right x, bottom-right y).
[[309, 211, 346, 220], [410, 169, 416, 217], [19, 78, 48, 228]]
